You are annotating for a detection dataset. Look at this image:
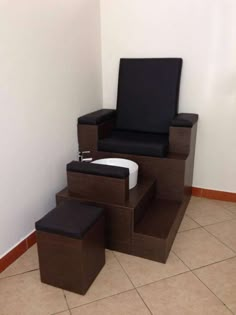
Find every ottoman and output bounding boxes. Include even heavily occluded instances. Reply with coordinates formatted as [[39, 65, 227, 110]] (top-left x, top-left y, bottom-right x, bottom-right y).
[[35, 200, 105, 295]]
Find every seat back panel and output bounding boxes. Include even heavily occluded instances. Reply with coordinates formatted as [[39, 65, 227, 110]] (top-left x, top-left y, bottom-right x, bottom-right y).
[[116, 58, 182, 134]]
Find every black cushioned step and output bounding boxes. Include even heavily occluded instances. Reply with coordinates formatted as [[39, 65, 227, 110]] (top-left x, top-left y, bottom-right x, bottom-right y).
[[67, 161, 129, 178], [171, 113, 198, 127], [35, 200, 104, 239], [78, 109, 116, 125], [98, 130, 169, 157]]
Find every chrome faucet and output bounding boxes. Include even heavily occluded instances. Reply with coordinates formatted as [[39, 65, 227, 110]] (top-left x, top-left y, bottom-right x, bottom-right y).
[[78, 151, 93, 162]]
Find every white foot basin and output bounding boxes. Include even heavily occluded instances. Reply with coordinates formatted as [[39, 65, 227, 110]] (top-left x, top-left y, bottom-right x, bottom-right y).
[[92, 158, 139, 189]]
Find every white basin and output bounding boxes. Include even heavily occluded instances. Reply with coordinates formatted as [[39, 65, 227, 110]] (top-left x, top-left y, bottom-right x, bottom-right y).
[[92, 158, 139, 189]]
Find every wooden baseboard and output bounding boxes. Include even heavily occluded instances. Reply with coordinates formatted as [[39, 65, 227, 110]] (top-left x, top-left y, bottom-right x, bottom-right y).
[[192, 187, 236, 202], [0, 231, 36, 273]]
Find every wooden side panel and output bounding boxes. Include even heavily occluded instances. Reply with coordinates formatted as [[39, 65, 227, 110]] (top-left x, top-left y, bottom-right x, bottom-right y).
[[132, 234, 166, 263], [78, 120, 114, 152], [82, 216, 105, 293], [67, 171, 129, 204], [36, 216, 105, 295], [184, 123, 198, 197], [77, 125, 98, 151], [169, 126, 192, 155], [37, 231, 83, 293]]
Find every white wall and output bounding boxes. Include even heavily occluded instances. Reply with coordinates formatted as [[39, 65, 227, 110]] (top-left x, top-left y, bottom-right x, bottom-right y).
[[101, 0, 236, 193], [0, 0, 102, 257]]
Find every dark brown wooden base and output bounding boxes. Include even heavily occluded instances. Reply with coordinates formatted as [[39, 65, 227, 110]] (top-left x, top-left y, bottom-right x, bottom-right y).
[[56, 177, 155, 255], [52, 119, 197, 264], [132, 197, 190, 262], [56, 180, 190, 263], [36, 216, 105, 295]]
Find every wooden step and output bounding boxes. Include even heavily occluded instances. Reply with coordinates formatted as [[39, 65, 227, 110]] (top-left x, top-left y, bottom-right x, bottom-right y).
[[132, 197, 189, 263], [56, 177, 156, 254], [56, 177, 155, 211]]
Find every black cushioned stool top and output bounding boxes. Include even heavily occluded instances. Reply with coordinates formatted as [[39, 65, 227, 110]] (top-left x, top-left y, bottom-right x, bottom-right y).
[[35, 200, 104, 240]]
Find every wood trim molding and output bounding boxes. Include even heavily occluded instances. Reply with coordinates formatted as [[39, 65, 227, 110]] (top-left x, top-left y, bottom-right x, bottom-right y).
[[0, 231, 36, 273], [192, 187, 236, 202]]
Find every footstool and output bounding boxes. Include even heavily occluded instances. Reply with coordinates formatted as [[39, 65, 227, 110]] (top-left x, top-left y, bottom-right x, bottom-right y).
[[35, 200, 105, 295]]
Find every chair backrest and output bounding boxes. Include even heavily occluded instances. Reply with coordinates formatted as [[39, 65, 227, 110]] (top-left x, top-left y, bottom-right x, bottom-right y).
[[116, 58, 182, 134]]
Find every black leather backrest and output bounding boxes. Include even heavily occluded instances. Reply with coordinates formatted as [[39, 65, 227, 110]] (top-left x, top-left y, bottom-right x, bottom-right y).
[[116, 58, 183, 134]]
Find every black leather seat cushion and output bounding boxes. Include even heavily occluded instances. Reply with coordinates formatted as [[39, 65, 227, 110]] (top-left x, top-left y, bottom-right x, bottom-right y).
[[67, 161, 129, 178], [35, 200, 104, 240], [116, 58, 182, 134], [98, 130, 169, 157]]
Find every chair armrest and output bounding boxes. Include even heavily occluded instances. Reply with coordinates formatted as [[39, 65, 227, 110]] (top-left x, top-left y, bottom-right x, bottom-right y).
[[78, 109, 116, 125], [171, 113, 198, 128], [169, 114, 198, 155], [78, 109, 116, 152]]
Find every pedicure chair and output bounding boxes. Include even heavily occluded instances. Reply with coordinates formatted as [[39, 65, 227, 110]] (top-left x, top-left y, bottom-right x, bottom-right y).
[[57, 58, 198, 263]]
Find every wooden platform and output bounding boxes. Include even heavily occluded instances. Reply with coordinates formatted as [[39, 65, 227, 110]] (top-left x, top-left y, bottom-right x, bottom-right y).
[[132, 198, 189, 262], [56, 177, 190, 263]]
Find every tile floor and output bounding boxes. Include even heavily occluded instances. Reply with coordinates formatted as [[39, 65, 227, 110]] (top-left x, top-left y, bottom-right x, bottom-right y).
[[0, 197, 236, 315]]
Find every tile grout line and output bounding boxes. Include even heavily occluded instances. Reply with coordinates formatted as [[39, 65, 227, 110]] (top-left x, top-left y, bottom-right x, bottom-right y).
[[172, 247, 236, 272], [172, 231, 236, 314], [201, 226, 236, 255], [171, 241, 236, 312], [218, 203, 236, 215], [181, 206, 236, 254], [50, 309, 71, 315], [192, 272, 235, 315], [0, 268, 39, 280], [62, 290, 72, 315], [135, 270, 190, 290], [68, 288, 135, 312], [176, 222, 236, 256], [202, 217, 236, 228], [180, 214, 235, 232], [191, 255, 236, 272], [112, 251, 153, 315], [111, 250, 234, 314], [135, 287, 154, 315], [178, 226, 200, 233]]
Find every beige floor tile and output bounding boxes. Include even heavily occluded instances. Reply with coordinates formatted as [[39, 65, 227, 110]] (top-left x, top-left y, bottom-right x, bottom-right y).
[[138, 272, 231, 315], [172, 228, 235, 269], [114, 251, 188, 287], [205, 219, 236, 252], [178, 215, 200, 232], [194, 257, 236, 314], [189, 196, 202, 204], [0, 270, 68, 315], [64, 250, 133, 308], [186, 198, 234, 226], [0, 245, 39, 279], [70, 290, 150, 315], [54, 312, 70, 315], [217, 200, 236, 215]]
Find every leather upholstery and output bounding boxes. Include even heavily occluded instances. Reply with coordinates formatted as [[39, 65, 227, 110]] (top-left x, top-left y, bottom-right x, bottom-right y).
[[116, 58, 182, 134], [98, 130, 169, 157], [171, 113, 199, 127], [78, 109, 116, 125], [35, 200, 104, 239], [67, 161, 129, 178]]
